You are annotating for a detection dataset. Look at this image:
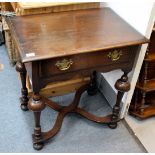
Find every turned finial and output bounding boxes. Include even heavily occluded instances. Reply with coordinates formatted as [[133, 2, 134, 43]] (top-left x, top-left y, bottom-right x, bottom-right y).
[[115, 74, 130, 92], [28, 94, 45, 112], [16, 62, 26, 73]]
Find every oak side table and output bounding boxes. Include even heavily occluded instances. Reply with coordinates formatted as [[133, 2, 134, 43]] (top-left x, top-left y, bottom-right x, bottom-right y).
[[6, 8, 148, 150]]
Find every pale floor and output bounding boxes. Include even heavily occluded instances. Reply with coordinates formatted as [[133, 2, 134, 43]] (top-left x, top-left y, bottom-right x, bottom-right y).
[[125, 114, 155, 153]]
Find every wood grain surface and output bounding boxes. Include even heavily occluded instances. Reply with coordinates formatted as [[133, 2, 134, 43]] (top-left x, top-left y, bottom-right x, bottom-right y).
[[6, 8, 149, 63]]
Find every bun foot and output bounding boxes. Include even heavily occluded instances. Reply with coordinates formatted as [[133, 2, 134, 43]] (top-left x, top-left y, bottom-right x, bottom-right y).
[[20, 97, 28, 111], [20, 103, 29, 111], [108, 122, 117, 129], [33, 143, 44, 150]]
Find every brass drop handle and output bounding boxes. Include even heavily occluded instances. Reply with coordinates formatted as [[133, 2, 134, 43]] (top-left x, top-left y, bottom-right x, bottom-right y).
[[107, 50, 122, 61], [55, 59, 73, 71]]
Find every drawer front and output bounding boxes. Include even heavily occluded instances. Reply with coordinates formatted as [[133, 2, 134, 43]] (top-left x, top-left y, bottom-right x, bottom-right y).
[[39, 46, 135, 78]]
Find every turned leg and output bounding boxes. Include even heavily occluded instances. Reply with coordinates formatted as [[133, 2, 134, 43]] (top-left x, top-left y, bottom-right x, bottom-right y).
[[139, 91, 146, 115], [87, 71, 98, 96], [108, 72, 130, 129], [134, 89, 139, 112], [138, 61, 148, 115], [28, 93, 45, 150], [16, 62, 29, 111]]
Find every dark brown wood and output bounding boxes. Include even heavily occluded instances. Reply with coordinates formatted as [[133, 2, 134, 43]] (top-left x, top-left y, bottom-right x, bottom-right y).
[[136, 79, 155, 92], [130, 105, 155, 119], [39, 47, 133, 77], [109, 72, 130, 129], [29, 84, 113, 144], [6, 8, 148, 63], [87, 71, 98, 96], [7, 8, 148, 150], [34, 46, 138, 90], [28, 93, 45, 150], [140, 91, 146, 115], [130, 24, 155, 119], [16, 62, 29, 111]]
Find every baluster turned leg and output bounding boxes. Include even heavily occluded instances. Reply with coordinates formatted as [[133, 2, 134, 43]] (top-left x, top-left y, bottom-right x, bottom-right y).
[[108, 72, 130, 129], [87, 71, 98, 96], [16, 62, 29, 111], [139, 61, 148, 115], [134, 89, 139, 112], [28, 93, 45, 150], [140, 91, 146, 115]]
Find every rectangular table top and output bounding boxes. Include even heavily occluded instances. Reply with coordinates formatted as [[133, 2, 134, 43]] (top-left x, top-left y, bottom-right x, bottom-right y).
[[7, 8, 148, 63]]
